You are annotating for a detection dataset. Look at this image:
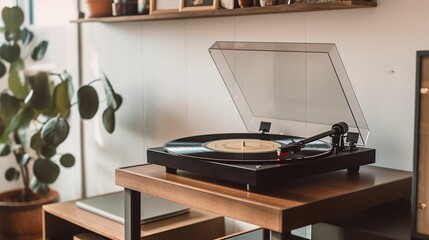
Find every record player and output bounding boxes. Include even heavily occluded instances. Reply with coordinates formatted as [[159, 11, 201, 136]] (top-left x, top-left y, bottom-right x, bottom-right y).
[[148, 41, 375, 192]]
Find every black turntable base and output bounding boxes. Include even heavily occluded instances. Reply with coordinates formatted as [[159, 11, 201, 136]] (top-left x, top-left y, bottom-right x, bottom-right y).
[[147, 131, 376, 192]]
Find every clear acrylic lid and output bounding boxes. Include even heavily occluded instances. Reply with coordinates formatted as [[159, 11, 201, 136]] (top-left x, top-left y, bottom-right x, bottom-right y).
[[209, 41, 369, 145]]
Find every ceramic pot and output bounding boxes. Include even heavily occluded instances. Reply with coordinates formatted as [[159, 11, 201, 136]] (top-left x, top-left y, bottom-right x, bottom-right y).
[[85, 0, 113, 17], [238, 0, 253, 7], [0, 189, 58, 240]]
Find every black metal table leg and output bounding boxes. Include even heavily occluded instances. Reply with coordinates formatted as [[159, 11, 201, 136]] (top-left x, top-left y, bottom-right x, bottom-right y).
[[270, 230, 293, 240], [125, 188, 140, 240]]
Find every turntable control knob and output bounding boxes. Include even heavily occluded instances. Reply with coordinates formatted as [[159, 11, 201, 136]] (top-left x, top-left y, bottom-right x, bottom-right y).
[[421, 88, 429, 94]]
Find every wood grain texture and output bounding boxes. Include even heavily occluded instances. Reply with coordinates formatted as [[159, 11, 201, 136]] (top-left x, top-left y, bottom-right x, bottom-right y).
[[116, 164, 411, 233], [73, 232, 108, 240], [73, 232, 106, 240], [72, 1, 376, 23], [43, 201, 224, 240]]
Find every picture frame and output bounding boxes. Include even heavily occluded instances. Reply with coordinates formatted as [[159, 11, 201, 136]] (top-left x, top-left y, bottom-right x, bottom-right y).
[[412, 50, 429, 240], [180, 0, 219, 11], [150, 0, 179, 15]]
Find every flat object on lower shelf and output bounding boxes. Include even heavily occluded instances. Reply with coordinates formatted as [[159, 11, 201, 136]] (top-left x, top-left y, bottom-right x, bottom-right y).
[[76, 191, 189, 224]]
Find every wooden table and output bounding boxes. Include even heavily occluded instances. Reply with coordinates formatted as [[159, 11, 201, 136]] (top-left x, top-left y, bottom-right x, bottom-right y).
[[115, 164, 412, 240]]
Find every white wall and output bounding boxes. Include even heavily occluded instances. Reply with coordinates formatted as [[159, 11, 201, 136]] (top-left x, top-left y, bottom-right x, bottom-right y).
[[78, 0, 426, 234]]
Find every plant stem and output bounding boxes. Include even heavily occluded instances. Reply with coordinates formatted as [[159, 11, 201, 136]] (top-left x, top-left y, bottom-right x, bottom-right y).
[[12, 131, 31, 202], [18, 163, 30, 201], [49, 72, 64, 82], [88, 78, 102, 86]]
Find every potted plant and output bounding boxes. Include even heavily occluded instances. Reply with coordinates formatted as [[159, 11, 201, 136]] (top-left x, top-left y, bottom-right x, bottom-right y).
[[0, 6, 122, 239]]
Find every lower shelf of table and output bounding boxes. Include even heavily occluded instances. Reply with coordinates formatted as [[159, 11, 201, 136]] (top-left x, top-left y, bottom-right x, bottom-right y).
[[43, 201, 225, 240], [312, 199, 411, 240]]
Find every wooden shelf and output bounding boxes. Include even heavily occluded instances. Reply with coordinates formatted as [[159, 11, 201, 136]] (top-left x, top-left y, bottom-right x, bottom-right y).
[[73, 1, 376, 23], [43, 200, 225, 240]]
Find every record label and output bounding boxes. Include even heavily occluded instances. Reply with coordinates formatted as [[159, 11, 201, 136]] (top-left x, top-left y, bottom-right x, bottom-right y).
[[204, 139, 281, 153]]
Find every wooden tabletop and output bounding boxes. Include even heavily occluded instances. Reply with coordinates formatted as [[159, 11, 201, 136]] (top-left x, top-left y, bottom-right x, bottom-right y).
[[115, 164, 412, 233]]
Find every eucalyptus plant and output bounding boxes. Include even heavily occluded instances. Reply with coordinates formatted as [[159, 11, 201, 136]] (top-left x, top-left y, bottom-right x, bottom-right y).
[[0, 6, 122, 201]]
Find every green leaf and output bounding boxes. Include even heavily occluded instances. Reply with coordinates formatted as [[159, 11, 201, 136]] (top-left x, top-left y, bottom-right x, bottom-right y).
[[102, 106, 115, 133], [0, 144, 10, 156], [33, 158, 59, 184], [8, 68, 30, 99], [31, 41, 49, 61], [5, 167, 20, 181], [53, 81, 71, 116], [13, 131, 24, 142], [26, 72, 52, 111], [2, 106, 33, 137], [78, 85, 99, 119], [0, 121, 6, 143], [5, 29, 22, 42], [0, 61, 5, 78], [30, 177, 50, 195], [0, 93, 20, 123], [0, 124, 9, 144], [2, 6, 24, 34], [114, 94, 123, 110], [30, 131, 43, 156], [21, 28, 33, 45], [10, 58, 25, 72], [60, 153, 75, 168], [0, 43, 21, 63], [41, 117, 69, 147], [102, 74, 119, 110], [59, 71, 74, 97], [41, 145, 56, 158]]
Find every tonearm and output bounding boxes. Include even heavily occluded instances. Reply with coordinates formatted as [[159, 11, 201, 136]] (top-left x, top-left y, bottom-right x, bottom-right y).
[[277, 122, 349, 156]]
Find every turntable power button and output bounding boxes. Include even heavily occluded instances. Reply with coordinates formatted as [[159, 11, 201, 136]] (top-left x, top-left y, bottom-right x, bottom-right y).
[[256, 165, 262, 169]]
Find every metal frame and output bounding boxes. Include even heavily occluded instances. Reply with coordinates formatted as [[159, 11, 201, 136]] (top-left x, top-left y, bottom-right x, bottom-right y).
[[123, 188, 295, 240], [125, 188, 141, 240], [412, 51, 429, 240]]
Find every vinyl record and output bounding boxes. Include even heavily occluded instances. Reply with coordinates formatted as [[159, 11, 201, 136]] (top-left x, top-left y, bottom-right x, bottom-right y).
[[164, 133, 332, 163]]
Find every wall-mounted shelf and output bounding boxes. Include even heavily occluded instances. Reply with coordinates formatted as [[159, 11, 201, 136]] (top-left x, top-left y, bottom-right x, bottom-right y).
[[72, 1, 376, 23]]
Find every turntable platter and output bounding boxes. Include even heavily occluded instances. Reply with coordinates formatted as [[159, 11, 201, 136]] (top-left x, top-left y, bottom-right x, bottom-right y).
[[164, 133, 332, 164]]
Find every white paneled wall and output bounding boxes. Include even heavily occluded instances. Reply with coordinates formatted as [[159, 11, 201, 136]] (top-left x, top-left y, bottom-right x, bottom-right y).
[[81, 22, 145, 195]]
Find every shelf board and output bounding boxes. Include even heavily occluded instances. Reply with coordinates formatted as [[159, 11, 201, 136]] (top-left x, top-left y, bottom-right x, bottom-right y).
[[72, 1, 376, 23]]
